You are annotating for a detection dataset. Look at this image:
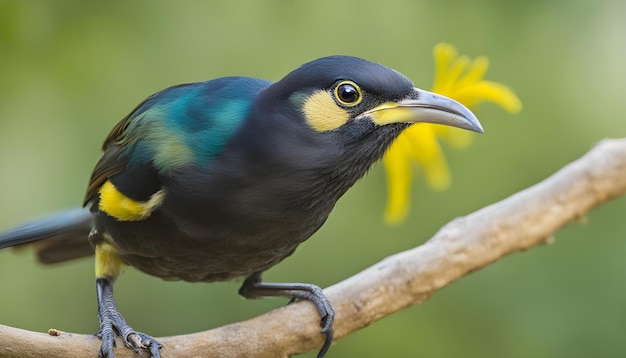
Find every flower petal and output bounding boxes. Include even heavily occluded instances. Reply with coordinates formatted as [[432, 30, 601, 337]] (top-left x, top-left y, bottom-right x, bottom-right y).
[[383, 141, 413, 225], [432, 43, 458, 94], [382, 42, 522, 224], [407, 129, 451, 191], [456, 56, 489, 89], [434, 55, 470, 95], [434, 125, 474, 149], [398, 125, 452, 191], [454, 81, 523, 113]]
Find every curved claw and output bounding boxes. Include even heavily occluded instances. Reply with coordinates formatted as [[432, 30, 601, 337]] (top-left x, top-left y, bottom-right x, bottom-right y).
[[317, 328, 333, 358], [291, 286, 334, 358], [132, 332, 163, 357], [292, 284, 334, 333], [239, 272, 335, 358], [97, 329, 116, 358]]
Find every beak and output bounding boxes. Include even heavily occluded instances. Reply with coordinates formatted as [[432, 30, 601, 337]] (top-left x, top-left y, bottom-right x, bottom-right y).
[[362, 87, 484, 133]]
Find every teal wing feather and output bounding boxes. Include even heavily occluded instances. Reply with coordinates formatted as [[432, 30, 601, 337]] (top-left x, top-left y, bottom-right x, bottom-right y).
[[84, 77, 272, 205]]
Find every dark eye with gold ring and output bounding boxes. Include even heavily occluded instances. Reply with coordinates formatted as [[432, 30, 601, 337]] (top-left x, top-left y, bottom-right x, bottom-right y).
[[334, 81, 362, 106]]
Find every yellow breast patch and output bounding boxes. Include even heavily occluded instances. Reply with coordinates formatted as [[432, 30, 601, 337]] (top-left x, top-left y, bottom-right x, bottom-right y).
[[302, 90, 350, 132], [98, 180, 165, 221]]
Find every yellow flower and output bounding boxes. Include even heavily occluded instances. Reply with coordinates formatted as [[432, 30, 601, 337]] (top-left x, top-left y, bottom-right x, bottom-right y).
[[383, 43, 522, 224]]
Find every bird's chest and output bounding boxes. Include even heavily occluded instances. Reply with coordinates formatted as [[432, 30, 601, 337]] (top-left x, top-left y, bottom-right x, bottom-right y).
[[96, 171, 333, 282]]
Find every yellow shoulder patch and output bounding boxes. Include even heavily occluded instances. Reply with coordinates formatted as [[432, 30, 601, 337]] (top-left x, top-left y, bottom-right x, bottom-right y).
[[302, 90, 350, 132], [99, 180, 165, 221]]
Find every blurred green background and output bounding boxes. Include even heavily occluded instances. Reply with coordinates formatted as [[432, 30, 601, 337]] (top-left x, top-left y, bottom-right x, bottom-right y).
[[1, 1, 625, 357]]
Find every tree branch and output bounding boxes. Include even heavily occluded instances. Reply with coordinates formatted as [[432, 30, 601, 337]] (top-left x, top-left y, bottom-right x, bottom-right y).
[[2, 138, 626, 358]]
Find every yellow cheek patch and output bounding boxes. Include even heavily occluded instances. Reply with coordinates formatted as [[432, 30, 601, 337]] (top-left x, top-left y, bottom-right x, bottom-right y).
[[303, 90, 350, 132], [95, 240, 125, 279], [99, 180, 165, 221]]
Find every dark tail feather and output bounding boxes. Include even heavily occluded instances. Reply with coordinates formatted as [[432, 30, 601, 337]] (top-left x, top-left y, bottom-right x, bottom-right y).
[[0, 208, 94, 264]]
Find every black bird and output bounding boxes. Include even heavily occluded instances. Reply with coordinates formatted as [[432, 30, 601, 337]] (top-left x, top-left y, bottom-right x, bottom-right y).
[[0, 56, 483, 357]]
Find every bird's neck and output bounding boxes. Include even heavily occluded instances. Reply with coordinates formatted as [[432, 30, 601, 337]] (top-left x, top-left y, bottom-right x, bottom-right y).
[[328, 123, 408, 195]]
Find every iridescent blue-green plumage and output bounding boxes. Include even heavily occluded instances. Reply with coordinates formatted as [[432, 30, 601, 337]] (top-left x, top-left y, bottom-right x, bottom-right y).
[[86, 77, 272, 203], [128, 77, 271, 169]]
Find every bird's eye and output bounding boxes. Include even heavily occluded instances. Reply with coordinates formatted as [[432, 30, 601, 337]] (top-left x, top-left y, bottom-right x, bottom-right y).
[[334, 81, 362, 106]]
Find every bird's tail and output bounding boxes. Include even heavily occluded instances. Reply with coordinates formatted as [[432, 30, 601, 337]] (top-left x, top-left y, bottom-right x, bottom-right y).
[[0, 207, 94, 264]]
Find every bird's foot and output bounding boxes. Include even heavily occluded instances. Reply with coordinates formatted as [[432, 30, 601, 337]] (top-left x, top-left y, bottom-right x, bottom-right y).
[[97, 310, 163, 358], [240, 272, 334, 358], [286, 283, 334, 357], [97, 324, 162, 358], [96, 277, 162, 358]]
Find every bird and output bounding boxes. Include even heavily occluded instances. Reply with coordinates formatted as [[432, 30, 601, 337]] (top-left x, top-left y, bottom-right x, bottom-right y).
[[0, 55, 483, 358]]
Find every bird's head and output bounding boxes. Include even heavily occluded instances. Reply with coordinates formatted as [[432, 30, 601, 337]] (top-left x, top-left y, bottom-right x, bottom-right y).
[[231, 56, 484, 200], [255, 55, 482, 146]]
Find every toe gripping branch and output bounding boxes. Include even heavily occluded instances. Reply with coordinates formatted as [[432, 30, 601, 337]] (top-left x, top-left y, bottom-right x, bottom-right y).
[[96, 277, 163, 358], [239, 272, 334, 358]]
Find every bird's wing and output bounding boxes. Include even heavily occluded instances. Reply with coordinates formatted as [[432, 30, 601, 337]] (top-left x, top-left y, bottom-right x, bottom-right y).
[[84, 144, 130, 206], [83, 93, 154, 206], [83, 77, 273, 207]]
